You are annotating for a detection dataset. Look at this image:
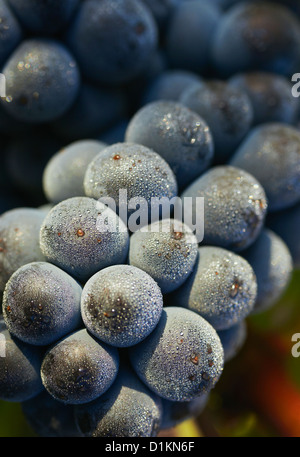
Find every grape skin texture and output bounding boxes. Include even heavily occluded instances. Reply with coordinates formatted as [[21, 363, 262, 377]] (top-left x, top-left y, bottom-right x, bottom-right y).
[[125, 100, 214, 190], [39, 197, 129, 282], [181, 165, 268, 252], [230, 123, 300, 212], [41, 328, 119, 405], [170, 246, 257, 330], [129, 218, 198, 294], [0, 208, 46, 292], [83, 142, 178, 221], [66, 0, 158, 85], [2, 39, 80, 123], [2, 262, 82, 346], [129, 307, 224, 402], [180, 80, 253, 163], [81, 265, 163, 348], [74, 366, 162, 437], [211, 2, 300, 77], [228, 72, 300, 126], [43, 140, 107, 204], [0, 328, 44, 402], [243, 229, 293, 313]]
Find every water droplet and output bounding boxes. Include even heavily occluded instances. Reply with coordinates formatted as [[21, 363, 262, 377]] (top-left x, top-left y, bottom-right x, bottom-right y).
[[191, 354, 199, 365], [202, 372, 210, 381]]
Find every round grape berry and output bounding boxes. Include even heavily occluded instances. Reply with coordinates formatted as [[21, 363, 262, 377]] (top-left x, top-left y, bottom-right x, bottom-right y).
[[228, 71, 300, 126], [180, 80, 253, 163], [39, 197, 129, 282], [243, 229, 293, 313], [211, 2, 300, 77], [83, 142, 178, 223], [74, 366, 162, 437], [41, 328, 119, 405], [43, 140, 107, 204], [66, 0, 158, 85], [0, 328, 44, 402], [2, 262, 82, 346], [81, 265, 163, 347], [125, 100, 214, 189], [230, 123, 300, 212], [2, 39, 80, 123], [171, 246, 257, 330], [129, 218, 198, 294], [129, 307, 224, 402], [0, 207, 46, 292], [181, 165, 268, 251]]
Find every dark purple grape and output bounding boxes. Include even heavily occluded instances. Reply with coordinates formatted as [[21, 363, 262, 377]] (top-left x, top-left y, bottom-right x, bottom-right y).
[[41, 328, 119, 405]]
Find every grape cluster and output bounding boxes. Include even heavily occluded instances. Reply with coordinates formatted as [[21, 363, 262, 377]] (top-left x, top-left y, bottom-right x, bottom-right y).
[[0, 0, 299, 438]]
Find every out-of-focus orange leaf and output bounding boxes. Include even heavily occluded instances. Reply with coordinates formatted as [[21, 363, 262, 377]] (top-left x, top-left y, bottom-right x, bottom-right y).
[[251, 358, 300, 437]]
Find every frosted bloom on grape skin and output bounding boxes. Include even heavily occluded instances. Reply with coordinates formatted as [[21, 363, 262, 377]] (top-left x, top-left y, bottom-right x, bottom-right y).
[[2, 261, 83, 346], [83, 142, 178, 221], [0, 207, 46, 291], [171, 246, 257, 330], [129, 218, 198, 294], [40, 328, 119, 405], [125, 100, 214, 189], [43, 140, 107, 204], [81, 265, 163, 348], [74, 366, 163, 438], [180, 80, 253, 163], [39, 197, 129, 282], [129, 307, 224, 402], [181, 165, 268, 252], [230, 123, 300, 212]]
